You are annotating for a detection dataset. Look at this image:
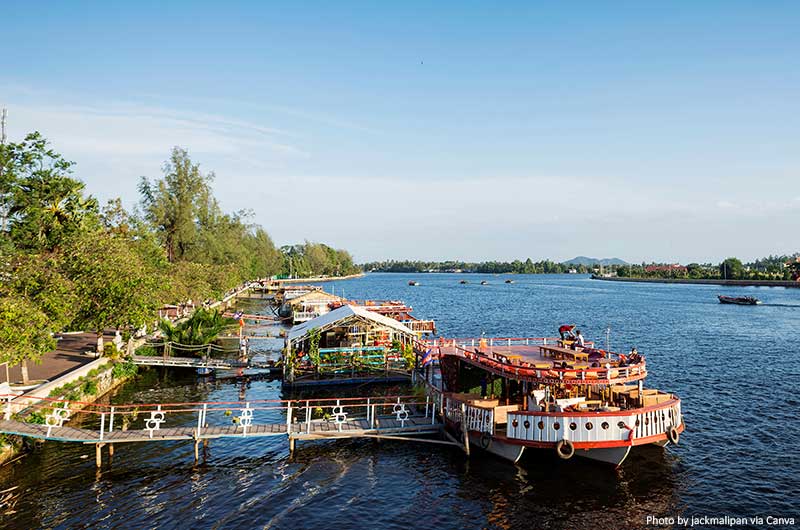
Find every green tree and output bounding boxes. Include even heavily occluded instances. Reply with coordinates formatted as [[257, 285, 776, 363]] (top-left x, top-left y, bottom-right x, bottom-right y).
[[158, 308, 235, 351], [139, 147, 213, 262], [0, 296, 56, 383], [2, 132, 98, 251], [719, 257, 744, 280], [64, 231, 163, 352]]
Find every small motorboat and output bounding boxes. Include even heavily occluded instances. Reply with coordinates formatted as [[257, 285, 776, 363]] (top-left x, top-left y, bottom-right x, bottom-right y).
[[718, 295, 761, 305], [480, 280, 488, 285], [408, 280, 420, 286], [459, 280, 468, 284], [505, 279, 514, 284]]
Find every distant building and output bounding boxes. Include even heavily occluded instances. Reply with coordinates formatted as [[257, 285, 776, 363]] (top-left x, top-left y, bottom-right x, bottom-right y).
[[645, 264, 687, 274]]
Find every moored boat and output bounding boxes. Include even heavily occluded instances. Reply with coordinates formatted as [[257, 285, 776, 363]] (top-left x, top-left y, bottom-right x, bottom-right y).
[[718, 295, 760, 305], [421, 336, 683, 467]]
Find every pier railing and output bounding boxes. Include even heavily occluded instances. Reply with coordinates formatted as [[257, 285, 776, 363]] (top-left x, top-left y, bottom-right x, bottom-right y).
[[0, 393, 440, 443]]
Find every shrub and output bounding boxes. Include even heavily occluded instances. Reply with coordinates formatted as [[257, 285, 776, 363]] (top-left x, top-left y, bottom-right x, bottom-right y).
[[135, 345, 158, 357], [82, 380, 98, 395], [25, 411, 46, 424], [112, 361, 138, 379]]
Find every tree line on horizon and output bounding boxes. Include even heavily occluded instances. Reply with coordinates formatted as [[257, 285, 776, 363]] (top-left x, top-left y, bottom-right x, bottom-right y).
[[361, 259, 592, 274], [363, 255, 800, 280], [0, 132, 357, 373]]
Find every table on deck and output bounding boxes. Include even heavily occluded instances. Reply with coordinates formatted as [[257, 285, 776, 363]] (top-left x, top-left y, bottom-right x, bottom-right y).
[[540, 345, 590, 363]]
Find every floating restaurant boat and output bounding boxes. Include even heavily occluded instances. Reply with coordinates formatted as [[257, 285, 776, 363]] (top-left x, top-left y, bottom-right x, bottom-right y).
[[421, 336, 683, 466], [718, 295, 761, 305]]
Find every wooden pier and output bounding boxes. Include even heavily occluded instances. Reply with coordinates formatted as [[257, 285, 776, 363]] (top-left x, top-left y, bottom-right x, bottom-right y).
[[0, 394, 451, 466], [130, 355, 280, 372]]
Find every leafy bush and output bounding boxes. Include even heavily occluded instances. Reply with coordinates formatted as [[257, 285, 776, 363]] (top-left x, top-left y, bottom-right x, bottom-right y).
[[82, 380, 98, 395], [135, 345, 158, 356], [25, 411, 46, 424], [112, 361, 138, 379]]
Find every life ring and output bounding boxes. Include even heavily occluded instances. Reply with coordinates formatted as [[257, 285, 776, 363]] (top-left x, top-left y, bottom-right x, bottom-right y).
[[667, 425, 680, 445], [556, 439, 574, 460], [480, 432, 491, 449]]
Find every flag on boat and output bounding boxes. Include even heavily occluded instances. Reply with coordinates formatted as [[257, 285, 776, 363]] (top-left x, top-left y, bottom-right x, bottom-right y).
[[421, 348, 433, 367]]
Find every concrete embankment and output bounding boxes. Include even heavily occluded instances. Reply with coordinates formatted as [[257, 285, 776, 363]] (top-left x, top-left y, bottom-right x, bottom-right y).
[[591, 275, 800, 288]]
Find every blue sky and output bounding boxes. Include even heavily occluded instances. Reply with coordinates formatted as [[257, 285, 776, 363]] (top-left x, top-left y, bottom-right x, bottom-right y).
[[2, 1, 798, 263]]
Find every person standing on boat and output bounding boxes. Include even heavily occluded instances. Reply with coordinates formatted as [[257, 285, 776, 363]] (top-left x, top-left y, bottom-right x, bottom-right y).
[[559, 324, 576, 340]]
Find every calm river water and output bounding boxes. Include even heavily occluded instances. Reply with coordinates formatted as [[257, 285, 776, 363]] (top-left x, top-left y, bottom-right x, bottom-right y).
[[2, 273, 799, 529]]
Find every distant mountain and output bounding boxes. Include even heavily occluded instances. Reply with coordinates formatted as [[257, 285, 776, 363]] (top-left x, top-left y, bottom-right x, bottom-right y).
[[562, 256, 629, 266]]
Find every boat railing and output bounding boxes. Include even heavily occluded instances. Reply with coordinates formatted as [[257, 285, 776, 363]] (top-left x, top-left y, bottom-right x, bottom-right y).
[[506, 397, 681, 445], [432, 343, 647, 383], [443, 396, 495, 435]]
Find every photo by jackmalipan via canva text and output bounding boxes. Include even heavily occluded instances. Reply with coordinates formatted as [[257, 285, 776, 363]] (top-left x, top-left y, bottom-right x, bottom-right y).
[[646, 515, 796, 527]]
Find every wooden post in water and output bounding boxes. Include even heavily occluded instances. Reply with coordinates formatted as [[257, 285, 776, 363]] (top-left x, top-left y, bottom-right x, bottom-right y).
[[95, 443, 105, 467], [460, 403, 470, 456]]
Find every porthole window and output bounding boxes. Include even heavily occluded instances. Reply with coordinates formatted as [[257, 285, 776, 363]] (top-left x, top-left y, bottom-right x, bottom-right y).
[[661, 412, 666, 421], [644, 417, 650, 426], [569, 422, 577, 431], [601, 422, 609, 430], [523, 420, 530, 429], [512, 419, 518, 428], [635, 419, 640, 427], [586, 422, 593, 430], [618, 421, 626, 429], [553, 422, 560, 430], [537, 421, 544, 430], [668, 410, 674, 419]]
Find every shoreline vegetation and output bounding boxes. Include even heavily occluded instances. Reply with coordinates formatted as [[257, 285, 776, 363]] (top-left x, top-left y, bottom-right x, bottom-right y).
[[0, 132, 361, 376], [362, 255, 800, 283], [591, 275, 800, 288]]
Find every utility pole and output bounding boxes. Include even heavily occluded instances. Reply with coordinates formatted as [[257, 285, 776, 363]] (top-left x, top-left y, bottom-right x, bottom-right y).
[[0, 108, 7, 233]]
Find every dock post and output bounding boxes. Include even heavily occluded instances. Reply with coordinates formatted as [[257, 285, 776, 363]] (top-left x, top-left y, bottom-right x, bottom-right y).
[[286, 402, 294, 454], [95, 443, 105, 467], [460, 403, 470, 456]]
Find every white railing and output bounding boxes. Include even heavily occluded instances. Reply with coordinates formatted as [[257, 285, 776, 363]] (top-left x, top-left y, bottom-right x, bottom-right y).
[[293, 311, 319, 322], [443, 397, 494, 435], [506, 399, 681, 445]]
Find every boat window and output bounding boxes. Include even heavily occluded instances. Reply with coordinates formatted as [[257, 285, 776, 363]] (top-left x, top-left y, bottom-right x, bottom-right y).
[[537, 421, 544, 430], [644, 417, 650, 426], [601, 422, 609, 430], [635, 419, 640, 427], [586, 422, 593, 430], [618, 421, 626, 429], [512, 419, 518, 428], [523, 420, 530, 429], [553, 422, 560, 430], [569, 422, 577, 430]]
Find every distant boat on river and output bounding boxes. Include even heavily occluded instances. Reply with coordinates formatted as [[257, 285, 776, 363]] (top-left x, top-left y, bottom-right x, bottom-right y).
[[408, 280, 420, 286], [718, 295, 761, 305]]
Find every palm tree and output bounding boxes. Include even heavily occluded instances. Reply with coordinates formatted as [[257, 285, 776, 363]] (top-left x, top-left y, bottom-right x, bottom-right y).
[[159, 308, 235, 356]]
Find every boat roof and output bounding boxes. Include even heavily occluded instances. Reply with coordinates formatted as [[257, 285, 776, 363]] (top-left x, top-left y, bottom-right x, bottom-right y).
[[288, 305, 415, 343]]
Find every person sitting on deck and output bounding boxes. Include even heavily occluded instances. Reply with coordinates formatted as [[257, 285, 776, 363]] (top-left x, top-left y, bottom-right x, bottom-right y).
[[628, 347, 642, 364], [573, 329, 585, 349], [559, 324, 576, 340]]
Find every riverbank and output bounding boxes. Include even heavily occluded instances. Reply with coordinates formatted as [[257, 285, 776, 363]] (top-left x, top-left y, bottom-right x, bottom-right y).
[[591, 274, 800, 288], [274, 273, 364, 283]]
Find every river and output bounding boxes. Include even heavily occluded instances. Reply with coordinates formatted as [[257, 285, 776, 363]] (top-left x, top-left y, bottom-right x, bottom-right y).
[[2, 273, 798, 529]]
